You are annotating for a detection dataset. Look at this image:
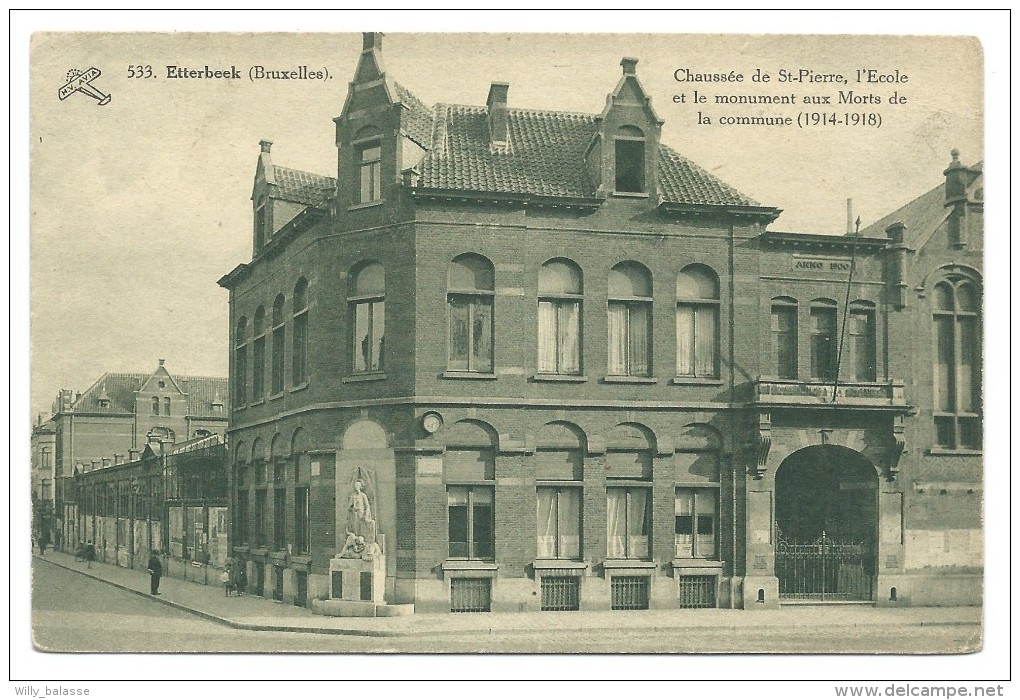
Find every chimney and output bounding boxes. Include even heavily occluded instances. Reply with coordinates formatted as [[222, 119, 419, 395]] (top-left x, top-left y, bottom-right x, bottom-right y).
[[944, 148, 968, 206], [158, 358, 166, 367], [259, 140, 272, 154], [486, 82, 509, 146], [363, 32, 383, 53], [129, 449, 140, 461], [621, 57, 639, 76]]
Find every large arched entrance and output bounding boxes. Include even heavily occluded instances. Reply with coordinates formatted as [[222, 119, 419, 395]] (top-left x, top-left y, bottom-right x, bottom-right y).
[[774, 445, 877, 601]]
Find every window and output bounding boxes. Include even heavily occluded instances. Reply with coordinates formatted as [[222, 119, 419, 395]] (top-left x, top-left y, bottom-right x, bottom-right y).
[[358, 142, 382, 204], [537, 259, 582, 375], [848, 302, 877, 382], [151, 397, 160, 416], [448, 255, 494, 372], [235, 487, 249, 546], [614, 126, 645, 193], [234, 317, 248, 405], [933, 278, 982, 449], [163, 397, 170, 416], [253, 307, 266, 400], [537, 487, 581, 559], [292, 279, 308, 384], [447, 486, 494, 559], [810, 300, 837, 380], [350, 263, 385, 373], [676, 265, 720, 378], [273, 464, 286, 551], [675, 488, 717, 558], [607, 487, 651, 559], [770, 298, 798, 379], [294, 486, 309, 554], [254, 489, 267, 548], [271, 295, 286, 394], [254, 197, 268, 251], [608, 262, 653, 377]]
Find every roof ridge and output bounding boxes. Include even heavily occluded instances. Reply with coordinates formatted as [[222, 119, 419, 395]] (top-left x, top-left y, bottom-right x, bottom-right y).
[[436, 102, 596, 120]]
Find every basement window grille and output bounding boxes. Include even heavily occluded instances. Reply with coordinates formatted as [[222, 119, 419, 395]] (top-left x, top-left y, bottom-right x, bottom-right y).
[[541, 576, 580, 611], [611, 576, 650, 610], [678, 575, 717, 608], [450, 578, 491, 613]]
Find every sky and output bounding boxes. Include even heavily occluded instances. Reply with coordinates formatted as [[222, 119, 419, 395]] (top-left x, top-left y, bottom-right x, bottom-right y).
[[11, 7, 1012, 690], [26, 23, 987, 421]]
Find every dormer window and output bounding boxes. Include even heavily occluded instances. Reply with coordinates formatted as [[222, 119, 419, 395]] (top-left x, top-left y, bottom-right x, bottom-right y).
[[615, 126, 646, 194], [98, 398, 110, 409], [357, 138, 382, 204]]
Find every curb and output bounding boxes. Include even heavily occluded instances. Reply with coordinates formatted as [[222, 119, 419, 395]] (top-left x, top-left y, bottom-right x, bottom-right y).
[[37, 556, 404, 637], [37, 556, 981, 638]]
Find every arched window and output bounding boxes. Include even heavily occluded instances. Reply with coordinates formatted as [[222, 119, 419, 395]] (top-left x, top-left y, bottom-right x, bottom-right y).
[[292, 278, 308, 384], [252, 306, 266, 401], [770, 297, 798, 379], [674, 425, 722, 560], [809, 299, 838, 380], [536, 422, 585, 560], [538, 259, 582, 375], [848, 301, 877, 382], [271, 294, 286, 394], [443, 421, 497, 560], [676, 265, 720, 378], [349, 263, 385, 373], [615, 125, 645, 194], [608, 262, 652, 377], [606, 423, 653, 560], [234, 316, 248, 405], [933, 277, 981, 449], [448, 254, 494, 373], [354, 127, 382, 204]]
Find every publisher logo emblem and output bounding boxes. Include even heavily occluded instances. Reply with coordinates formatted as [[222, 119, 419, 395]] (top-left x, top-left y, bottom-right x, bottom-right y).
[[58, 68, 111, 106]]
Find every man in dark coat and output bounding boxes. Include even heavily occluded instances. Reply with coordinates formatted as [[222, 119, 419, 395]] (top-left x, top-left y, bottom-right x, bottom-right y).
[[147, 550, 163, 595]]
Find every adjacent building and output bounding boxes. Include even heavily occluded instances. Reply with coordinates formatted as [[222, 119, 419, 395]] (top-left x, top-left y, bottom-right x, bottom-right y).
[[218, 34, 982, 612]]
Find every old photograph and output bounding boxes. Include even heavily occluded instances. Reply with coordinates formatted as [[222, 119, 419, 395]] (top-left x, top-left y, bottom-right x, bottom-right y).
[[16, 10, 1008, 688]]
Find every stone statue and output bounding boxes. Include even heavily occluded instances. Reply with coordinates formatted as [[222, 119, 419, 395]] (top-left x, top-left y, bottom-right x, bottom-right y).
[[339, 530, 366, 559], [346, 478, 374, 537], [360, 540, 382, 561]]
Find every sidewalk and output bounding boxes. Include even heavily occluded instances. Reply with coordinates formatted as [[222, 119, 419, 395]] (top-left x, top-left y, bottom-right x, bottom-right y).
[[37, 551, 981, 638]]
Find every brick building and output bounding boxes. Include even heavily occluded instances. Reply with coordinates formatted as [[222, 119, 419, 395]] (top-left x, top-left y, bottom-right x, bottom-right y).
[[218, 34, 981, 612]]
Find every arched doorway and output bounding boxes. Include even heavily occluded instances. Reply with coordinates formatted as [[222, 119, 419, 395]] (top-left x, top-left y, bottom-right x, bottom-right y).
[[774, 445, 877, 601]]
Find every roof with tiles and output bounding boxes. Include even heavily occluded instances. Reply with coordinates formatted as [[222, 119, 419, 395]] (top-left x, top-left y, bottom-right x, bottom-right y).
[[393, 81, 434, 148], [72, 372, 228, 416], [272, 165, 336, 207], [416, 104, 760, 207]]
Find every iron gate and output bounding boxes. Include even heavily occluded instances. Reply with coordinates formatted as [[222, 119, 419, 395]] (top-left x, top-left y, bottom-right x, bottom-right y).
[[776, 530, 874, 601]]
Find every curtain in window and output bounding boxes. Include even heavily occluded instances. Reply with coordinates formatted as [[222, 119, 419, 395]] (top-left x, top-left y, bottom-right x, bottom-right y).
[[471, 489, 494, 559], [537, 302, 558, 373], [695, 306, 717, 377], [537, 489, 556, 558], [697, 491, 717, 558], [607, 304, 627, 375], [629, 304, 650, 376], [372, 301, 385, 371], [675, 490, 694, 556], [935, 316, 955, 411], [676, 305, 694, 375], [559, 489, 581, 559], [627, 489, 649, 558], [558, 302, 580, 374], [958, 317, 977, 413], [850, 311, 876, 381], [607, 489, 627, 558], [447, 487, 469, 558]]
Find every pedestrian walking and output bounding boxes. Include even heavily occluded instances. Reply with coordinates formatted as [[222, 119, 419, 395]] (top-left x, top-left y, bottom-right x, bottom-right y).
[[84, 541, 95, 568], [38, 530, 50, 556], [147, 550, 163, 595], [219, 565, 235, 596], [233, 563, 247, 596]]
